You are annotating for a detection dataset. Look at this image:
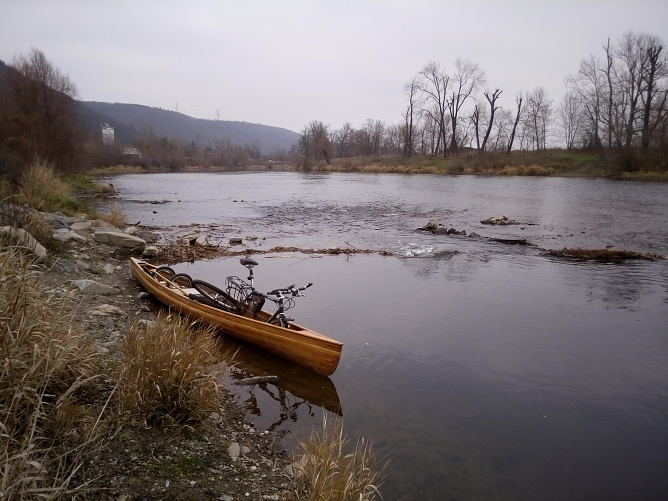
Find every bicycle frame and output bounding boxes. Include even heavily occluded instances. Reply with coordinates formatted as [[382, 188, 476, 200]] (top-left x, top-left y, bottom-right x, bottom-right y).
[[226, 258, 311, 328]]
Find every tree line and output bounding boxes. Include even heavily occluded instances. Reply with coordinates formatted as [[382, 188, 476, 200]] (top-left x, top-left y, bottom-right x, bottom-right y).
[[296, 31, 667, 169]]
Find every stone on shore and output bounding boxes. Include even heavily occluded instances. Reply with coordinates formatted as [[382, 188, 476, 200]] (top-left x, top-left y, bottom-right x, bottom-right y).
[[52, 228, 88, 243], [142, 245, 159, 258], [0, 226, 47, 260], [94, 230, 146, 250], [70, 279, 121, 295]]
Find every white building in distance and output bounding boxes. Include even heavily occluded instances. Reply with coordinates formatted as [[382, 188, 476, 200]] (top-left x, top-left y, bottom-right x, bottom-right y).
[[101, 124, 114, 146]]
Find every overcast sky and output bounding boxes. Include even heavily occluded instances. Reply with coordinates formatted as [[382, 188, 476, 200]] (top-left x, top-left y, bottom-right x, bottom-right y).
[[1, 0, 667, 133]]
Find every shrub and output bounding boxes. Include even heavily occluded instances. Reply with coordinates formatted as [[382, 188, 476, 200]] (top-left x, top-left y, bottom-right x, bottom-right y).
[[290, 416, 387, 501], [0, 249, 102, 499], [117, 314, 225, 425]]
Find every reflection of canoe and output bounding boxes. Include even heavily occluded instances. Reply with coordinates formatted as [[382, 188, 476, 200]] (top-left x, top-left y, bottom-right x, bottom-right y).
[[220, 341, 342, 416], [130, 258, 343, 376]]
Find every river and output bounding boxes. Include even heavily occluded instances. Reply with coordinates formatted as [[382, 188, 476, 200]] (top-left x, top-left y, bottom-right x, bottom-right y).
[[106, 171, 668, 500]]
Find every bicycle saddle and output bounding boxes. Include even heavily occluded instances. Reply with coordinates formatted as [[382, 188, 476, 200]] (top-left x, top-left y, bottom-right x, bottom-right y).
[[240, 257, 258, 267]]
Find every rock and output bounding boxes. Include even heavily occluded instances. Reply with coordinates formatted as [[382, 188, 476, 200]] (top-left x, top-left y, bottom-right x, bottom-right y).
[[418, 220, 448, 234], [124, 226, 138, 235], [75, 259, 91, 270], [180, 233, 200, 245], [137, 319, 156, 331], [101, 317, 115, 330], [195, 235, 208, 246], [103, 263, 116, 274], [229, 237, 243, 245], [90, 304, 126, 316], [0, 226, 47, 260], [240, 445, 251, 456], [142, 245, 159, 258], [227, 442, 240, 459], [94, 231, 146, 250], [70, 279, 121, 295], [52, 228, 88, 243], [481, 215, 520, 225], [70, 221, 92, 231], [138, 291, 150, 299], [246, 235, 258, 241]]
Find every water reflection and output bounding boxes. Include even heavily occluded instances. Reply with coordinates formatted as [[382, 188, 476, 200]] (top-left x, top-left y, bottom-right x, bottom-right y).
[[216, 337, 342, 433]]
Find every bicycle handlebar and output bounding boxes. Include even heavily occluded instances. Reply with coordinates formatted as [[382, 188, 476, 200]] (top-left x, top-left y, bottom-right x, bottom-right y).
[[267, 282, 313, 297]]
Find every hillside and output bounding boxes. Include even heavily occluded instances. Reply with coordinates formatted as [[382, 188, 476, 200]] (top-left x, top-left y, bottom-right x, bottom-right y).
[[79, 101, 300, 155]]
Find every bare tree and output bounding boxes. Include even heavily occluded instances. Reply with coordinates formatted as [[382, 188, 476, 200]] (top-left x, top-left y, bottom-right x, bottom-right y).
[[507, 93, 524, 153], [557, 92, 584, 149], [402, 76, 420, 158], [333, 122, 354, 158], [640, 34, 668, 150], [308, 120, 331, 163], [471, 102, 485, 150], [417, 62, 450, 156], [7, 48, 82, 171], [447, 58, 486, 154], [566, 54, 605, 149], [481, 89, 502, 151], [525, 87, 552, 150]]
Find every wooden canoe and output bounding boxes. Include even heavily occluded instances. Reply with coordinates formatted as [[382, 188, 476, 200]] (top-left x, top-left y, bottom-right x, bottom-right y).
[[130, 258, 342, 376]]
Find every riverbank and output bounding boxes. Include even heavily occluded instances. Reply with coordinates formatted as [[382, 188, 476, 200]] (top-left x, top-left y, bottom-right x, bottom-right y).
[[24, 219, 299, 500], [86, 149, 668, 180]]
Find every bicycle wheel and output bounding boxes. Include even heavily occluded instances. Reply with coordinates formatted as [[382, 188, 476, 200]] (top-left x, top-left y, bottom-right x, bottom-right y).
[[170, 273, 193, 287], [153, 265, 175, 281], [192, 279, 240, 312]]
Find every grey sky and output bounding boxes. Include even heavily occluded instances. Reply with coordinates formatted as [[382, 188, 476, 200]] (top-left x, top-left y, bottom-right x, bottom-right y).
[[1, 0, 667, 133]]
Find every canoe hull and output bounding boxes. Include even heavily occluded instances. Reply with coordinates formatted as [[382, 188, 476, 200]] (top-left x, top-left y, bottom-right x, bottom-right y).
[[130, 258, 342, 376]]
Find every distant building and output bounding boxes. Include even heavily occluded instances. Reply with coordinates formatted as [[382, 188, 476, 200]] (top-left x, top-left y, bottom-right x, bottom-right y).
[[101, 123, 115, 146], [123, 147, 142, 159]]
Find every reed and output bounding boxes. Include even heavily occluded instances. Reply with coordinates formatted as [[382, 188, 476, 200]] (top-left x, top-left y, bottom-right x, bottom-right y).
[[291, 416, 387, 501], [0, 249, 103, 499], [99, 202, 128, 228], [117, 314, 225, 425]]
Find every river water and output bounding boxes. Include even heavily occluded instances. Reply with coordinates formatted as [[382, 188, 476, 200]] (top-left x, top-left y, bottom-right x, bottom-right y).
[[106, 172, 668, 500]]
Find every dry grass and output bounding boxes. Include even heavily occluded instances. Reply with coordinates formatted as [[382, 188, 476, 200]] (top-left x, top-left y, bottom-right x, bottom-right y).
[[86, 165, 144, 176], [117, 314, 226, 425], [99, 202, 127, 228], [0, 249, 104, 500], [17, 158, 89, 215], [291, 416, 387, 501], [483, 164, 556, 176]]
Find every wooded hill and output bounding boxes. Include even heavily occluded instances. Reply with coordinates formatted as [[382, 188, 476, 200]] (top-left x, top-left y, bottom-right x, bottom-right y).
[[79, 101, 299, 155]]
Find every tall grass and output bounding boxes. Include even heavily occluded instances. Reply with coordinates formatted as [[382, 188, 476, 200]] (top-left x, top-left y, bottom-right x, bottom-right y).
[[117, 314, 225, 425], [99, 202, 127, 228], [0, 250, 103, 500], [17, 158, 90, 215], [291, 416, 387, 501]]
